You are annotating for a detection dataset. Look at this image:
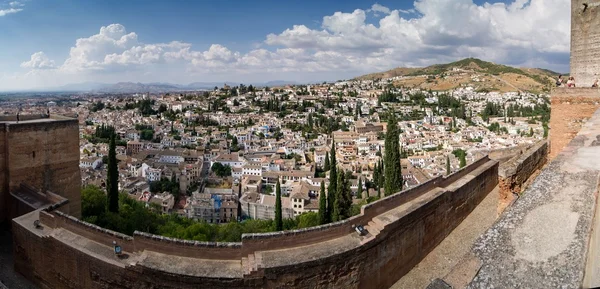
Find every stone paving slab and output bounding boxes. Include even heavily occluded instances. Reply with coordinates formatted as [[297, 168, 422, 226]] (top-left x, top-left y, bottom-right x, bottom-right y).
[[468, 108, 600, 289]]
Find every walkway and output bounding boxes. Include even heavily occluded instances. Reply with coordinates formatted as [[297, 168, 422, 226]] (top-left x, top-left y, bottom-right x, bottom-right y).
[[468, 108, 600, 288], [391, 186, 500, 289]]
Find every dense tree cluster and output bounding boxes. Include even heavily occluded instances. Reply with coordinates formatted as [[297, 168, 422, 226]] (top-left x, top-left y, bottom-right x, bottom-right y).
[[332, 170, 352, 222], [149, 176, 181, 199], [90, 101, 105, 112], [211, 163, 232, 177], [94, 124, 116, 139], [81, 185, 320, 242], [452, 149, 467, 168]]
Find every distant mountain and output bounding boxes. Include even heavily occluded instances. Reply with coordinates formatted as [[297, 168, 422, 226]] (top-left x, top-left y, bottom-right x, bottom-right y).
[[94, 82, 180, 93], [185, 82, 240, 89], [264, 80, 298, 86], [355, 58, 564, 93], [40, 80, 302, 94], [58, 82, 109, 91]]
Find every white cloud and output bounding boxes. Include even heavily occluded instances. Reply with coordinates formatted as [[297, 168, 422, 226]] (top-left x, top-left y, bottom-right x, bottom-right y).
[[7, 0, 572, 90], [266, 0, 570, 68], [20, 52, 56, 69], [369, 4, 391, 15], [0, 7, 21, 16], [9, 1, 23, 7]]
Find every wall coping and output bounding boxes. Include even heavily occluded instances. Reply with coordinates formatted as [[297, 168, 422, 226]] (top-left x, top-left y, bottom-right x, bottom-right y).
[[52, 211, 133, 241], [498, 140, 547, 178], [134, 231, 242, 248]]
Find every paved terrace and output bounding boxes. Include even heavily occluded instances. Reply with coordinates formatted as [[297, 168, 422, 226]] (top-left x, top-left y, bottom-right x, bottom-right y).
[[468, 108, 600, 288]]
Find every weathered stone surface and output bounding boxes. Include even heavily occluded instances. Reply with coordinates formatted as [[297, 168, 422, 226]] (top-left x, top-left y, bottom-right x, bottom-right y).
[[498, 140, 547, 197], [468, 108, 600, 289]]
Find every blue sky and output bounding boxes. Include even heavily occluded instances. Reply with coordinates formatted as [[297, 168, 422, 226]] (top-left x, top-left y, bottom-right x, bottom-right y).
[[0, 0, 570, 90]]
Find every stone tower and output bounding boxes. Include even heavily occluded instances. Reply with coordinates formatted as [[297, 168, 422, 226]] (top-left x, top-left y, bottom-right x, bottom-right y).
[[571, 0, 600, 87], [0, 115, 82, 224]]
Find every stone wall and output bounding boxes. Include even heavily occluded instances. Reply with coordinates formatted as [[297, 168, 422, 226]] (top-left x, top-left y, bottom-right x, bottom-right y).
[[12, 157, 499, 289], [571, 0, 600, 87], [0, 125, 6, 225], [3, 119, 82, 219], [550, 88, 600, 160], [498, 140, 548, 199]]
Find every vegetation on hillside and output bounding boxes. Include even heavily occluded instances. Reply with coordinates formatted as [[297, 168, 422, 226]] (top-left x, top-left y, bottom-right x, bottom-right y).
[[355, 57, 562, 91]]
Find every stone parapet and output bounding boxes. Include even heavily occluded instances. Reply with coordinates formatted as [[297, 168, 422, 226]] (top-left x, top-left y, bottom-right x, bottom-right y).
[[13, 156, 499, 288], [498, 140, 548, 196]]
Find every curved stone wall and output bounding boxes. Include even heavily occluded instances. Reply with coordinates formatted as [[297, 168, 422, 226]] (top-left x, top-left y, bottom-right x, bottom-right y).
[[12, 157, 499, 289]]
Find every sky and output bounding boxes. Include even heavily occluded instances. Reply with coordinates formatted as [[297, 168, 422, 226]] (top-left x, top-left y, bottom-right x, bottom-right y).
[[0, 0, 571, 91]]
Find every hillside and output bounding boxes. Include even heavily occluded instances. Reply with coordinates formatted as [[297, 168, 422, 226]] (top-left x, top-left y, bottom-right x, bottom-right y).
[[355, 58, 563, 93]]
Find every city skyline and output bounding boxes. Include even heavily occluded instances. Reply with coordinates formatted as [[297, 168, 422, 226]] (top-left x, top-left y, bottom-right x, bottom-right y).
[[0, 0, 570, 91]]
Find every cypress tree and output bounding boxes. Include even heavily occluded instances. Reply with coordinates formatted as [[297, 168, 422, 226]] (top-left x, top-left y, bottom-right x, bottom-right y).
[[446, 156, 451, 175], [327, 140, 337, 221], [384, 112, 403, 196], [373, 163, 379, 190], [342, 171, 352, 218], [275, 180, 283, 231], [237, 182, 242, 221], [459, 153, 467, 168], [106, 133, 119, 213], [332, 170, 345, 222], [318, 182, 327, 225], [324, 151, 330, 171], [357, 177, 363, 199], [378, 159, 385, 188]]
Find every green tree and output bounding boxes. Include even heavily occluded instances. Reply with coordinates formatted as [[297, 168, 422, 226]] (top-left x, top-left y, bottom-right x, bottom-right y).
[[106, 133, 119, 213], [297, 212, 320, 228], [275, 180, 283, 231], [384, 112, 403, 196], [211, 163, 232, 177], [357, 177, 363, 199], [327, 140, 337, 221], [318, 182, 327, 225], [324, 151, 330, 171], [446, 155, 451, 175], [332, 170, 344, 222], [81, 185, 106, 221], [460, 153, 467, 168]]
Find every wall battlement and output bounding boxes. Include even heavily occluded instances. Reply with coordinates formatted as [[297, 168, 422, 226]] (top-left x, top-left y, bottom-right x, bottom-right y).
[[13, 156, 499, 289]]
